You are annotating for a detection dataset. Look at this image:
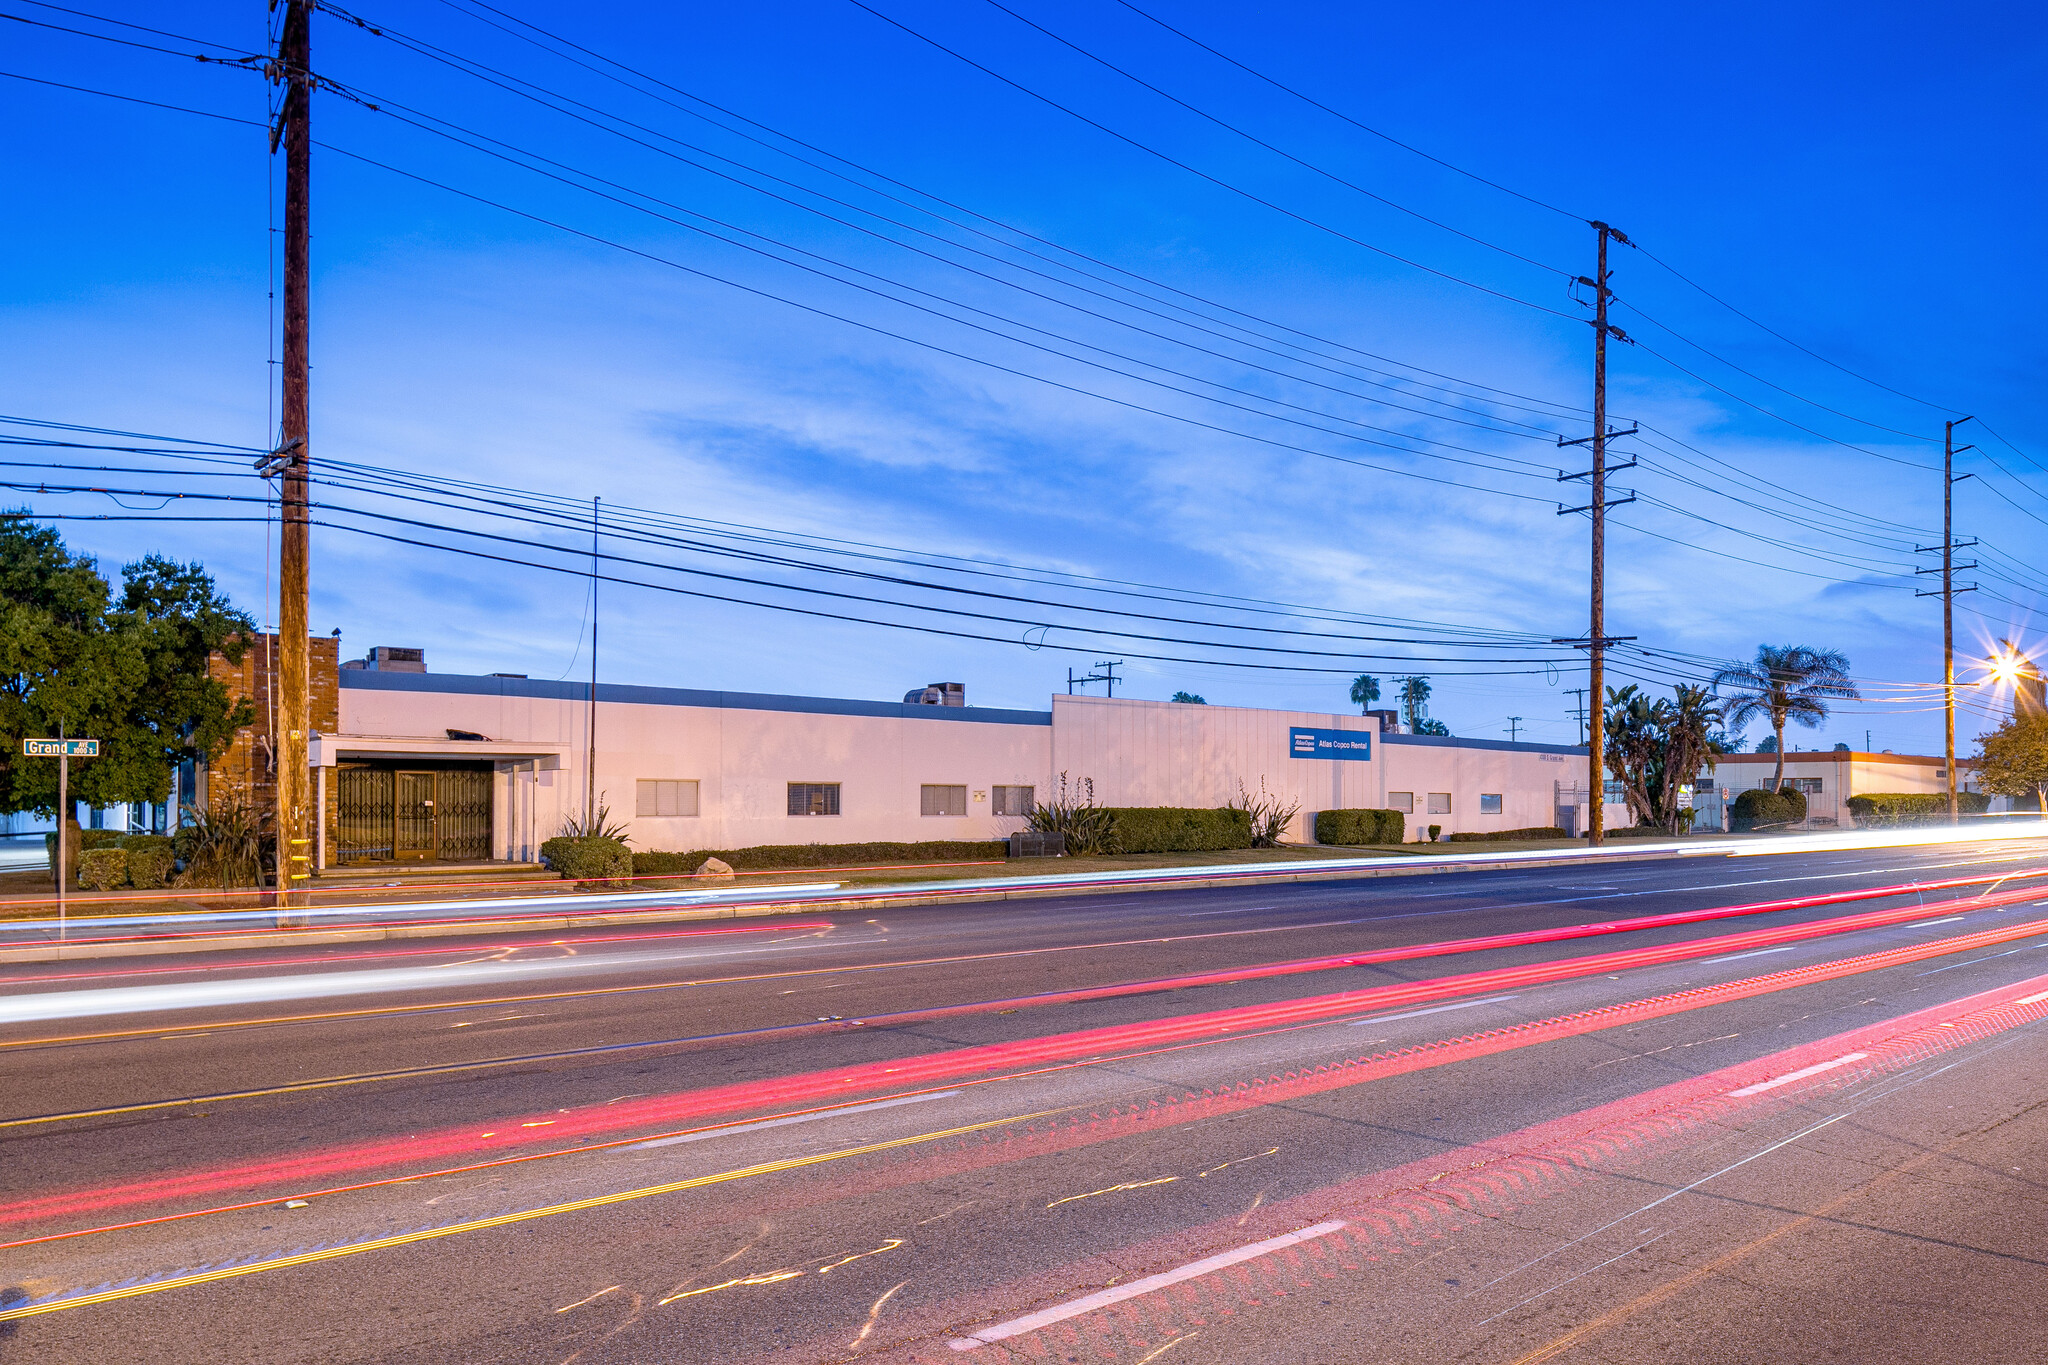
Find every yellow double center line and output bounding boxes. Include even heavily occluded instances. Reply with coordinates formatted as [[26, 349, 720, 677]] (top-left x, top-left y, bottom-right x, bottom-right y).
[[0, 1107, 1056, 1324]]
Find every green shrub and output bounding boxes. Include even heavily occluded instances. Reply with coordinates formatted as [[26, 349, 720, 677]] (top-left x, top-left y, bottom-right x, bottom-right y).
[[79, 829, 124, 851], [77, 847, 128, 891], [1846, 791, 1992, 827], [1446, 826, 1569, 842], [1780, 787, 1808, 822], [632, 841, 1006, 876], [1730, 788, 1796, 831], [119, 834, 176, 890], [1314, 809, 1406, 846], [541, 836, 631, 886], [1102, 807, 1252, 853]]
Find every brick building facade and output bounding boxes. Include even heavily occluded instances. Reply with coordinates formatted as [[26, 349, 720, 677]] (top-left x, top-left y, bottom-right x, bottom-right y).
[[202, 633, 340, 815]]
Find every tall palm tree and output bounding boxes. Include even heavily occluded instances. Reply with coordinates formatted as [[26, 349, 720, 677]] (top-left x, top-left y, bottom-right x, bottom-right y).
[[1713, 646, 1860, 791], [1349, 674, 1381, 714]]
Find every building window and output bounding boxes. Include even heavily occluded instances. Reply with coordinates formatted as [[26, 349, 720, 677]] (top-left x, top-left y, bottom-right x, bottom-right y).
[[993, 785, 1035, 816], [1789, 777, 1823, 795], [635, 779, 699, 818], [1428, 792, 1452, 815], [1479, 793, 1502, 815], [788, 782, 840, 816], [1387, 791, 1415, 813], [920, 784, 968, 817], [1603, 781, 1626, 802]]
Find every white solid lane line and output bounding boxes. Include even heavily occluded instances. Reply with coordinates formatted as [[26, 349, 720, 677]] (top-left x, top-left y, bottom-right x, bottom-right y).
[[1347, 994, 1519, 1026], [1701, 945, 1800, 965], [948, 1220, 1350, 1350], [1727, 1051, 1870, 1097], [621, 1091, 962, 1150], [1906, 916, 1967, 927]]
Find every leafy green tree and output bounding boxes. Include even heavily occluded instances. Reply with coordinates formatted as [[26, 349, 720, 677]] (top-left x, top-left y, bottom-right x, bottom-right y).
[[1348, 674, 1380, 713], [1657, 685, 1726, 832], [1170, 691, 1206, 705], [1602, 685, 1667, 827], [0, 516, 254, 816], [1976, 713, 2048, 812], [1602, 684, 1726, 832], [1712, 645, 1859, 791]]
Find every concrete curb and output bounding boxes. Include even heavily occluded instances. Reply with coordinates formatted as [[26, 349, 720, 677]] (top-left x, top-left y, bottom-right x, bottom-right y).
[[0, 846, 1711, 964]]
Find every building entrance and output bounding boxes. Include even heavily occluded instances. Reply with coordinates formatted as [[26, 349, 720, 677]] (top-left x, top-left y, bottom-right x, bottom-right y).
[[334, 763, 492, 862]]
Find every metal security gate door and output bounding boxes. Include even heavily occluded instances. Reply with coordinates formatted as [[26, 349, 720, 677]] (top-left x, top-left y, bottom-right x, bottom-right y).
[[435, 770, 492, 861], [335, 768, 394, 861], [395, 772, 436, 861]]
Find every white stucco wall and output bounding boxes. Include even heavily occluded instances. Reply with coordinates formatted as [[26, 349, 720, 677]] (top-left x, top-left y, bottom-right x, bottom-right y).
[[332, 676, 1635, 855], [339, 680, 1052, 854]]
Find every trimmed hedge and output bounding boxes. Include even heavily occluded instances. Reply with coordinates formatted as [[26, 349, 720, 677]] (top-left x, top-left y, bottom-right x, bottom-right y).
[[540, 835, 632, 886], [48, 827, 121, 861], [1732, 787, 1816, 831], [1446, 826, 1569, 843], [120, 834, 175, 889], [1102, 807, 1251, 853], [1846, 791, 1993, 827], [77, 847, 127, 891], [634, 841, 1008, 876], [1315, 809, 1406, 846]]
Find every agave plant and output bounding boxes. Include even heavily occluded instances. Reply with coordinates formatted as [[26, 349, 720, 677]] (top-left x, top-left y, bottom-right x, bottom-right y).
[[176, 797, 268, 889], [557, 796, 631, 843], [1028, 771, 1115, 856], [1228, 777, 1302, 848]]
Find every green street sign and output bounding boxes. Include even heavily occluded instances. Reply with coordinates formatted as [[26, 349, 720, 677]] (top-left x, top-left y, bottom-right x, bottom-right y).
[[23, 738, 99, 757]]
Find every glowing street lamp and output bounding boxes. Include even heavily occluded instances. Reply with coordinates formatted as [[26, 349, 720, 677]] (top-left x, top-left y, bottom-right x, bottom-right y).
[[1984, 640, 2047, 717]]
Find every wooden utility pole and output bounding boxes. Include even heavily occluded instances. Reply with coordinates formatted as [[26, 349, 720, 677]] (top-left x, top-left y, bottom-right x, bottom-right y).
[[273, 0, 313, 908], [1554, 222, 1637, 846], [1917, 417, 1977, 823], [587, 496, 599, 828]]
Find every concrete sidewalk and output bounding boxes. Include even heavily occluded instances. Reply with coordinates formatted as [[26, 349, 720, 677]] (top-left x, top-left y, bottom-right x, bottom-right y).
[[3, 822, 2040, 965], [0, 839, 1727, 964]]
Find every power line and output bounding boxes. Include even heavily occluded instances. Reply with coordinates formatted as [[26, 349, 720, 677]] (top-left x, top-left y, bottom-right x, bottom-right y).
[[1108, 0, 1584, 222], [841, 0, 1578, 319], [978, 0, 1573, 279]]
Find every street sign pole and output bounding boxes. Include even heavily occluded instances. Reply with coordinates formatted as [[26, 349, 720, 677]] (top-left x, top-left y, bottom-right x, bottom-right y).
[[23, 735, 99, 943], [56, 724, 66, 942]]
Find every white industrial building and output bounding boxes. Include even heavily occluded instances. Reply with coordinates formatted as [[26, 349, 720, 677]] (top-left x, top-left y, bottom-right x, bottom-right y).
[[308, 668, 1619, 864]]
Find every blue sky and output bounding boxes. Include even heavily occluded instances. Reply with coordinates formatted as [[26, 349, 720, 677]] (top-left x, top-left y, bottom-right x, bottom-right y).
[[4, 1, 2045, 752]]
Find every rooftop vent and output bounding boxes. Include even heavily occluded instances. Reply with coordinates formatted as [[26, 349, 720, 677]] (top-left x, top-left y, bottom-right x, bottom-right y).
[[345, 646, 427, 673], [904, 681, 965, 707]]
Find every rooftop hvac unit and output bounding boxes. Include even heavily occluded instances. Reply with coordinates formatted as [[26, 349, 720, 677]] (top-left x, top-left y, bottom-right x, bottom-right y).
[[344, 646, 427, 672], [903, 681, 966, 707]]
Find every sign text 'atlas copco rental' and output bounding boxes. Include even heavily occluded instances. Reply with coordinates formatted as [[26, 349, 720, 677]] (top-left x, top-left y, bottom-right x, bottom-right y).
[[1288, 727, 1372, 761]]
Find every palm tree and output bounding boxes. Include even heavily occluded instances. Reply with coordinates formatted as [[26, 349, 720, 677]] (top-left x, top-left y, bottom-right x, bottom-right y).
[[1349, 674, 1381, 714], [1395, 675, 1432, 731], [1713, 646, 1860, 792]]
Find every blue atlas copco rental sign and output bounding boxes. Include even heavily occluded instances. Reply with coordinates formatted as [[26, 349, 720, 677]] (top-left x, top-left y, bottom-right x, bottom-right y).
[[1289, 727, 1372, 761]]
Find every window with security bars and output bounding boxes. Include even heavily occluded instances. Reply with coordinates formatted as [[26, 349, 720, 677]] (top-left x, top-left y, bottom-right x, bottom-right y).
[[1387, 792, 1414, 813], [992, 785, 1035, 817], [921, 784, 968, 817], [1786, 777, 1823, 795], [636, 779, 699, 818], [788, 782, 841, 816], [1428, 792, 1452, 815]]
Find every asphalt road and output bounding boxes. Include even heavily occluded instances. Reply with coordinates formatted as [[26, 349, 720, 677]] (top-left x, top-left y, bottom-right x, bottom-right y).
[[3, 837, 2047, 1363]]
